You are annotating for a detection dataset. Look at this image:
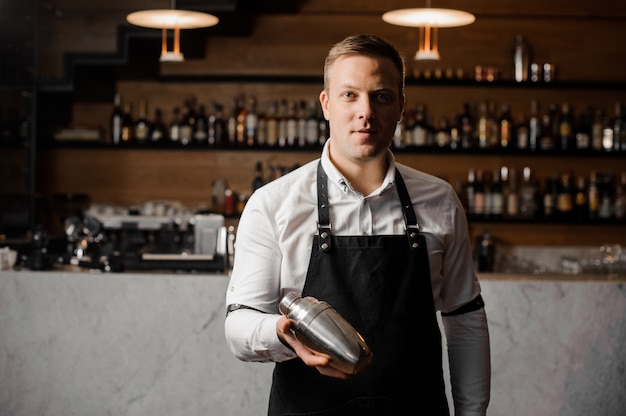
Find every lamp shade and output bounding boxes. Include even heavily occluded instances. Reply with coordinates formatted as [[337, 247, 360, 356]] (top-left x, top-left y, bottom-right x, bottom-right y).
[[127, 9, 219, 29], [382, 8, 475, 28]]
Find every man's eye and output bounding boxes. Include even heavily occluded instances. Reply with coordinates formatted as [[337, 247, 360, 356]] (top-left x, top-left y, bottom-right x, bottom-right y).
[[342, 92, 355, 99], [376, 93, 392, 103]]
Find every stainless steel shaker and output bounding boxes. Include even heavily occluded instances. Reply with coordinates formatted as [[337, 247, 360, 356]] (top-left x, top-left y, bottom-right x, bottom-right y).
[[279, 292, 373, 375]]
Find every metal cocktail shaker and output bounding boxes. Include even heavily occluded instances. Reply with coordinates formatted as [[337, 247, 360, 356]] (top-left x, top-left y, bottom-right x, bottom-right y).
[[278, 292, 373, 375]]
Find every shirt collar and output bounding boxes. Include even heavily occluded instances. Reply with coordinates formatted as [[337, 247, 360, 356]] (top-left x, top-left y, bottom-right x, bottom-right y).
[[320, 140, 397, 197]]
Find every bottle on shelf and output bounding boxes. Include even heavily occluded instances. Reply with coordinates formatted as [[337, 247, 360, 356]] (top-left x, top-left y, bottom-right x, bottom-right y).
[[473, 169, 486, 218], [555, 170, 574, 220], [558, 102, 574, 152], [614, 172, 626, 221], [601, 110, 615, 152], [476, 101, 490, 149], [121, 102, 134, 143], [110, 93, 124, 144], [528, 99, 540, 151], [286, 99, 298, 147], [134, 99, 150, 143], [539, 105, 555, 151], [226, 96, 239, 147], [194, 103, 209, 145], [460, 102, 475, 149], [502, 166, 519, 219], [305, 99, 320, 147], [465, 168, 476, 217], [236, 93, 247, 147], [412, 102, 430, 147], [610, 101, 625, 152], [573, 175, 589, 221], [297, 99, 308, 148], [265, 99, 279, 147], [252, 161, 265, 193], [542, 175, 558, 219], [574, 105, 593, 151], [277, 98, 288, 147], [244, 95, 258, 147], [598, 173, 614, 219], [588, 170, 600, 220], [149, 108, 167, 142], [179, 98, 196, 146], [256, 99, 267, 147], [514, 111, 529, 150], [498, 103, 514, 150], [490, 168, 504, 219], [435, 116, 451, 148], [518, 166, 538, 219], [591, 108, 604, 151], [513, 35, 530, 82], [169, 107, 181, 143]]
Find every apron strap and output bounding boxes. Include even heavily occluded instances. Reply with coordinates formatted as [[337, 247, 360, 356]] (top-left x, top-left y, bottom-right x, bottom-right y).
[[394, 169, 421, 250], [317, 162, 332, 251]]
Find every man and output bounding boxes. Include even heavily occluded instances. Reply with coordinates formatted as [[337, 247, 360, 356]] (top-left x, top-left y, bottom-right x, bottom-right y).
[[224, 33, 490, 415]]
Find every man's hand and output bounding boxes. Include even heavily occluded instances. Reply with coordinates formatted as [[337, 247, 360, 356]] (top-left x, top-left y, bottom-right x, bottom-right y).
[[276, 315, 350, 379]]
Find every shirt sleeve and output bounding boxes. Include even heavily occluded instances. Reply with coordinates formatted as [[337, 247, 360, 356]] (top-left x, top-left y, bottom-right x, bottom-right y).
[[442, 307, 491, 416], [224, 189, 296, 363]]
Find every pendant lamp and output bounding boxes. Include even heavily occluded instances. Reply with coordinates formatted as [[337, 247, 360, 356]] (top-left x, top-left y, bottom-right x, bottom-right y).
[[383, 2, 475, 61], [127, 1, 219, 62]]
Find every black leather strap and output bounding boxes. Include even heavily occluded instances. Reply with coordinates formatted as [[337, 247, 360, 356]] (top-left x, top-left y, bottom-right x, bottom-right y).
[[394, 169, 421, 250], [441, 295, 485, 316], [317, 162, 332, 252], [226, 303, 265, 316]]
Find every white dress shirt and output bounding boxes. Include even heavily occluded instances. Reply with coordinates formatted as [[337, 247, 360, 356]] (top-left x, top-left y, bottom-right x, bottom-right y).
[[224, 140, 490, 415]]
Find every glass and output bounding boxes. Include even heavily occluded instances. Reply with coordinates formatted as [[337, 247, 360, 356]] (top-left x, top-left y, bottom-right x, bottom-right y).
[[599, 244, 622, 278]]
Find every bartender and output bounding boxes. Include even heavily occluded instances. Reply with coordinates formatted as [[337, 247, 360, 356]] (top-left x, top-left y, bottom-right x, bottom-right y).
[[224, 34, 491, 415]]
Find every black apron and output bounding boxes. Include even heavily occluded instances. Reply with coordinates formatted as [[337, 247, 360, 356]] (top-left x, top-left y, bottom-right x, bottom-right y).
[[268, 163, 449, 416]]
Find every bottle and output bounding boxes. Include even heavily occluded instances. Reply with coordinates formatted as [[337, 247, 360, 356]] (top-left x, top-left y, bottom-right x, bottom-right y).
[[539, 106, 555, 151], [277, 98, 288, 147], [297, 99, 308, 148], [598, 173, 613, 220], [558, 102, 574, 152], [412, 102, 429, 147], [460, 102, 475, 149], [236, 94, 247, 147], [542, 175, 558, 219], [473, 169, 486, 218], [498, 103, 514, 150], [556, 170, 574, 220], [179, 98, 196, 146], [256, 99, 267, 147], [286, 99, 298, 147], [169, 107, 181, 143], [435, 116, 451, 148], [528, 99, 540, 151], [465, 168, 477, 217], [587, 170, 600, 221], [611, 102, 625, 152], [149, 108, 167, 142], [134, 99, 150, 143], [194, 103, 209, 145], [476, 101, 490, 149], [475, 231, 497, 272], [121, 102, 134, 143], [245, 95, 258, 147], [252, 161, 265, 192], [305, 99, 320, 147], [591, 108, 604, 151], [614, 172, 626, 221], [514, 111, 529, 150], [110, 93, 123, 144], [513, 35, 530, 82], [278, 292, 373, 375], [207, 100, 220, 146], [505, 167, 519, 218], [573, 175, 589, 221], [519, 166, 537, 219], [226, 96, 239, 147], [265, 99, 279, 147], [490, 168, 504, 218], [575, 106, 593, 151]]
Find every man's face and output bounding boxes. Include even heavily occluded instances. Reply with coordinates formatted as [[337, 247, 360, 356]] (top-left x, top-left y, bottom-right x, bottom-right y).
[[320, 54, 404, 163]]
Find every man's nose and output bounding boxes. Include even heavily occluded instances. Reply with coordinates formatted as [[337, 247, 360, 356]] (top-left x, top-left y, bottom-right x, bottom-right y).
[[358, 97, 374, 120]]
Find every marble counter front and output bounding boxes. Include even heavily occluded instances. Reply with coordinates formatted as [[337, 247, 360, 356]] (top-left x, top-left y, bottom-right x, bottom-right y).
[[0, 270, 624, 416]]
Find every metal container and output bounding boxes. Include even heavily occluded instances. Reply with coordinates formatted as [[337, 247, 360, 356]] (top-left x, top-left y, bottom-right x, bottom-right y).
[[279, 292, 373, 375]]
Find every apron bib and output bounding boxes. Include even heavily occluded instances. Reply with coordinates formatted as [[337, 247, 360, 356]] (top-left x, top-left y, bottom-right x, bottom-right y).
[[269, 163, 449, 416]]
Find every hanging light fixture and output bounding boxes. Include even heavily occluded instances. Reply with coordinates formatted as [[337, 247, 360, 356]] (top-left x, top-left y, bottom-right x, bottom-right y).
[[127, 1, 219, 63], [382, 1, 475, 61]]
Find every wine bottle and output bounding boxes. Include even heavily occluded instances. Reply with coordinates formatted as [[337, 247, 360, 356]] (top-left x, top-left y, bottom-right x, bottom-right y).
[[134, 99, 150, 143], [110, 93, 123, 145], [513, 35, 530, 82]]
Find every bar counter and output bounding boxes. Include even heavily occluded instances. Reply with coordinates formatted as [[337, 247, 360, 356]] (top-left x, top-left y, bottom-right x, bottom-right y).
[[1, 268, 624, 416]]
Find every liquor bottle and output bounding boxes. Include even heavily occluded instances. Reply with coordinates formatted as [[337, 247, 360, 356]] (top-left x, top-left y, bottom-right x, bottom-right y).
[[460, 102, 475, 149], [412, 102, 429, 147], [601, 109, 614, 152], [449, 112, 461, 150], [134, 99, 150, 143], [297, 99, 308, 148], [169, 107, 181, 143], [574, 106, 593, 151], [498, 103, 514, 150], [236, 94, 247, 147], [514, 111, 529, 150], [207, 100, 219, 146], [614, 172, 626, 221], [465, 168, 477, 217], [226, 96, 239, 147], [305, 99, 319, 147], [518, 166, 537, 219], [598, 173, 614, 219], [558, 102, 574, 152], [573, 175, 589, 221], [277, 98, 288, 147], [504, 166, 519, 218], [611, 102, 625, 152], [539, 107, 555, 151], [528, 99, 540, 151], [435, 116, 451, 148], [476, 101, 490, 149], [110, 93, 123, 144], [318, 105, 329, 147], [490, 168, 504, 218], [285, 99, 298, 147], [513, 35, 530, 82], [266, 99, 279, 147], [149, 108, 167, 142], [591, 108, 604, 151], [179, 99, 195, 146], [473, 169, 486, 218], [244, 95, 258, 147], [252, 161, 265, 193], [193, 103, 209, 145], [121, 102, 134, 143], [256, 99, 267, 147], [587, 170, 600, 220], [542, 175, 558, 219], [556, 170, 574, 220]]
